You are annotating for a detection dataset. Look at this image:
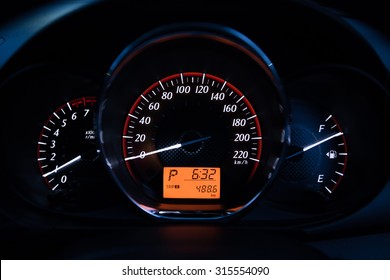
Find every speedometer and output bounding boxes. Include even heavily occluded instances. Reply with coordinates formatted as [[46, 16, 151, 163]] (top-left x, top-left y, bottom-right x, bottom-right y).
[[98, 23, 288, 220], [123, 72, 262, 202]]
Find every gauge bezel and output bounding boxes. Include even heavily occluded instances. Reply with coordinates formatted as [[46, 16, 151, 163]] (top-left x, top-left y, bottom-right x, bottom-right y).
[[98, 23, 289, 220]]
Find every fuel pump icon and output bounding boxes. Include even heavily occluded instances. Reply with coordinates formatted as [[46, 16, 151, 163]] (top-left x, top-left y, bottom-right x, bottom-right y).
[[326, 150, 338, 159]]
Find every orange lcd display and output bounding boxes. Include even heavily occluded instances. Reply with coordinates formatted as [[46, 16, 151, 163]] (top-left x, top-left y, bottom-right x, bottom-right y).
[[163, 167, 221, 199]]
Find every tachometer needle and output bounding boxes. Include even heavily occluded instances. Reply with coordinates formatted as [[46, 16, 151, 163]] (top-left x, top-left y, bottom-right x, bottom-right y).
[[42, 155, 81, 177], [125, 136, 211, 161], [286, 132, 343, 160]]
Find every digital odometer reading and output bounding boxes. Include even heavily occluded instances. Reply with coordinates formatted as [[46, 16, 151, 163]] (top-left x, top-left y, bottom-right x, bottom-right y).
[[163, 167, 220, 199]]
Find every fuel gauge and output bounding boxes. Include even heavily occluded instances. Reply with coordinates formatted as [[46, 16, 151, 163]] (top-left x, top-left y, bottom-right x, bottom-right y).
[[268, 100, 348, 208], [262, 66, 389, 220]]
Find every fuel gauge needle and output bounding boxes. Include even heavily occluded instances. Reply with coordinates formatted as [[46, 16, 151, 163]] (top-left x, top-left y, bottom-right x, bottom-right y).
[[125, 136, 211, 161], [42, 155, 81, 178], [287, 132, 343, 160]]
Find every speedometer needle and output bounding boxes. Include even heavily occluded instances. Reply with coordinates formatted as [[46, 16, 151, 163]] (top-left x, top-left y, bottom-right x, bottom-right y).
[[42, 155, 81, 178], [286, 132, 343, 160], [125, 136, 211, 161]]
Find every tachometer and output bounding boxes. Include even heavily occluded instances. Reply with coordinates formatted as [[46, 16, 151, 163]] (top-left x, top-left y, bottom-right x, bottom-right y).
[[36, 96, 113, 207], [37, 97, 98, 191]]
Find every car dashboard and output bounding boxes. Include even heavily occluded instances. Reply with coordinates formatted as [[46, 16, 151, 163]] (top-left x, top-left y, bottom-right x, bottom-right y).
[[0, 0, 389, 260]]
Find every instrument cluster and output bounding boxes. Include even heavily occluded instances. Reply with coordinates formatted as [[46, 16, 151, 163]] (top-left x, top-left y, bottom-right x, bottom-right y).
[[0, 0, 389, 227]]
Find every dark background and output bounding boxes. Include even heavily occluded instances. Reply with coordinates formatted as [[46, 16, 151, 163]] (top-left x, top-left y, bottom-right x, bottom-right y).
[[1, 0, 389, 34]]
